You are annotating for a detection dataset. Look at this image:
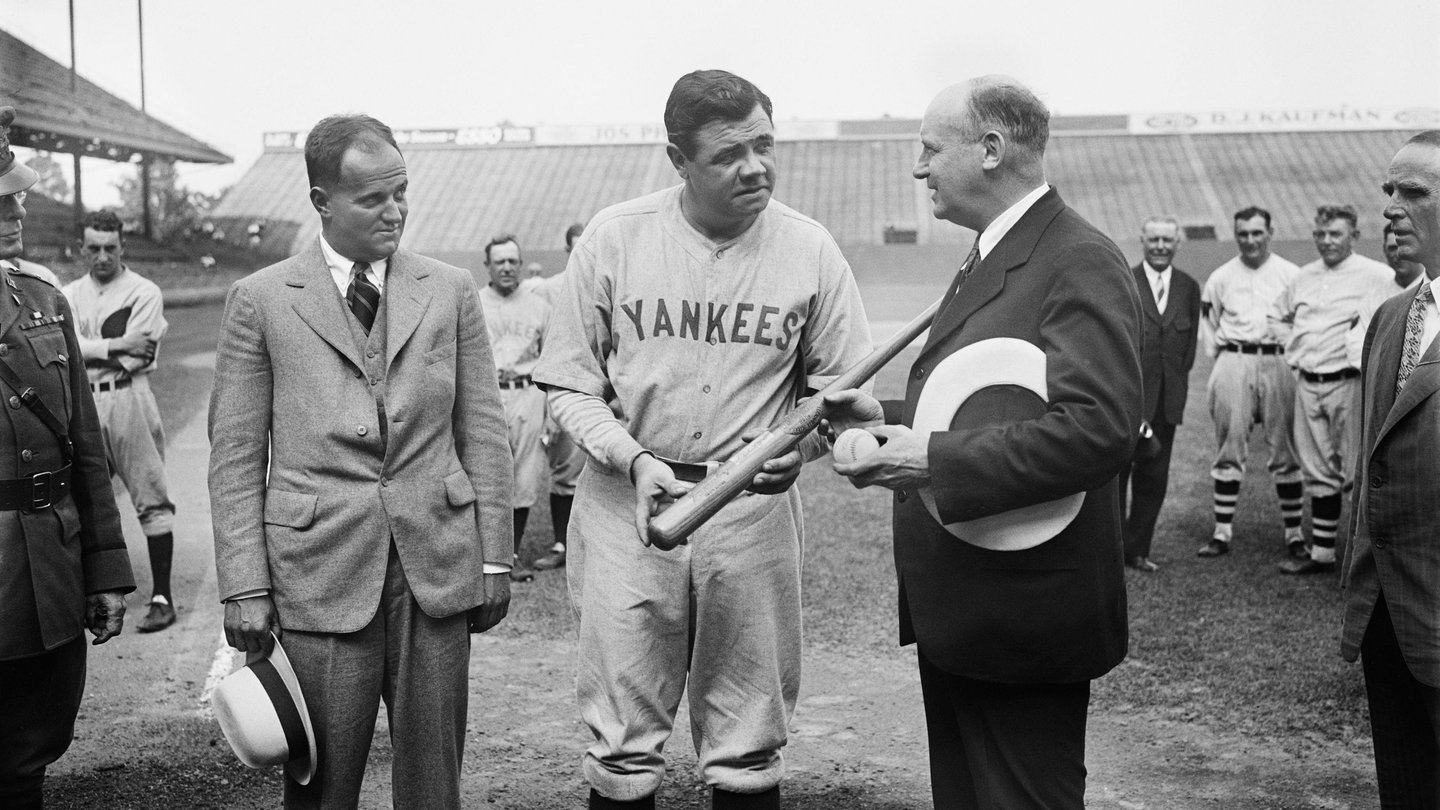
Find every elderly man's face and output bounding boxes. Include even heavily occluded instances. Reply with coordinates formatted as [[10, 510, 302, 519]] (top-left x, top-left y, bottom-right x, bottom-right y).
[[1141, 222, 1180, 271], [673, 104, 775, 236], [486, 240, 522, 295], [914, 89, 986, 229], [0, 191, 24, 261], [1234, 215, 1272, 263], [314, 141, 408, 263], [1383, 141, 1440, 272], [81, 227, 125, 283], [1312, 217, 1357, 267]]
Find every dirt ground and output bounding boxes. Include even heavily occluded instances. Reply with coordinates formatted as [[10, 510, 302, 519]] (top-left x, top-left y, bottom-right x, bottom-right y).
[[40, 308, 1384, 810]]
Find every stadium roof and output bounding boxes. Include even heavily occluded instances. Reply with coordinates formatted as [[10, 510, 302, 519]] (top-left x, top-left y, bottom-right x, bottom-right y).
[[0, 28, 230, 165]]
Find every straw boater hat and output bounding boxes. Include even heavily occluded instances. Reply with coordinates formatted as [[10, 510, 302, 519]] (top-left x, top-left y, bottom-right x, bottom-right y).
[[0, 107, 39, 196], [211, 635, 318, 785], [912, 337, 1084, 551]]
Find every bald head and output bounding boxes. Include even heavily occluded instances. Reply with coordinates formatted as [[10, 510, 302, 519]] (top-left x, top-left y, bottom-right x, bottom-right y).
[[914, 76, 1050, 231]]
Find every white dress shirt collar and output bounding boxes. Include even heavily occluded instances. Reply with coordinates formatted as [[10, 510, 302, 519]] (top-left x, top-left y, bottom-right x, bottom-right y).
[[977, 183, 1051, 260], [320, 235, 388, 296]]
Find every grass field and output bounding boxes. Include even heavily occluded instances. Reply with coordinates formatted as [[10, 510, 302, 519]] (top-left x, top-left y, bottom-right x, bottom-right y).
[[501, 296, 1373, 761]]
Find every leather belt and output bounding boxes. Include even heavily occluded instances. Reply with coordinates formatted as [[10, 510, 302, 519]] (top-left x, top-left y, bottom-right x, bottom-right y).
[[1220, 343, 1284, 355], [498, 375, 532, 390], [1300, 368, 1360, 384], [657, 455, 718, 484], [0, 464, 72, 511], [91, 378, 132, 393]]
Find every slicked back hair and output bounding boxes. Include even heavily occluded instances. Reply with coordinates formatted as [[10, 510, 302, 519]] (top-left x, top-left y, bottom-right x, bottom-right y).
[[485, 234, 521, 264], [963, 80, 1050, 156], [565, 222, 584, 249], [1142, 215, 1181, 237], [305, 114, 401, 191], [80, 208, 125, 240], [1234, 206, 1273, 229], [664, 70, 773, 160]]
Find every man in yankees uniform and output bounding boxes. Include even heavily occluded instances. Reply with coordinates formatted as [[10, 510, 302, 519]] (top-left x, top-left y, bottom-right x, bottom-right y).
[[1199, 206, 1304, 560], [62, 209, 177, 632], [479, 234, 550, 582], [1270, 205, 1393, 575], [534, 70, 871, 810]]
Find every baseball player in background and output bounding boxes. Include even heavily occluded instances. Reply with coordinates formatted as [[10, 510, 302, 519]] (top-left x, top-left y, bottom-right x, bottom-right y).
[[528, 222, 588, 572], [479, 234, 551, 582], [1199, 206, 1304, 560], [534, 70, 871, 810], [62, 209, 178, 632], [1269, 205, 1393, 575]]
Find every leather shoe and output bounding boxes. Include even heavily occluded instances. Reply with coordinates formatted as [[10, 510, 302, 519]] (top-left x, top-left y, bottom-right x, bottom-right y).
[[532, 547, 566, 570], [1126, 555, 1160, 572], [1287, 540, 1310, 560], [1196, 539, 1230, 557], [508, 557, 535, 582], [137, 599, 176, 633], [1278, 558, 1335, 575]]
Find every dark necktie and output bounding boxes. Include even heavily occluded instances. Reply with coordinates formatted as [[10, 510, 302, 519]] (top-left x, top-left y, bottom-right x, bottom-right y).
[[938, 237, 982, 318], [347, 262, 380, 335], [1396, 284, 1433, 396]]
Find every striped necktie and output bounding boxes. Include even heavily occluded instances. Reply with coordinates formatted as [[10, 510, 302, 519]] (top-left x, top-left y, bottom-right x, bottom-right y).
[[1154, 274, 1167, 313], [347, 262, 380, 335], [1396, 284, 1433, 396]]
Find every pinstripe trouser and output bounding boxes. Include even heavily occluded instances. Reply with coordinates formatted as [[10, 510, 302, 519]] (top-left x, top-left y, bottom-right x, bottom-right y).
[[1207, 352, 1301, 484]]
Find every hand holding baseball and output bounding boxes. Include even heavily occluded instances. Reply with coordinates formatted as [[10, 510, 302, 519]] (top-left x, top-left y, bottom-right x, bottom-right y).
[[832, 428, 881, 464]]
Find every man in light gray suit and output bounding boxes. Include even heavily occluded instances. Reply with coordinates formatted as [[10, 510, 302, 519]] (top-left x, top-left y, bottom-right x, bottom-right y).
[[1343, 129, 1440, 808], [208, 113, 515, 809]]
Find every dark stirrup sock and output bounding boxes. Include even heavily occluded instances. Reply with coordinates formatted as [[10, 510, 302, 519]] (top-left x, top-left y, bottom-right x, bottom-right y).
[[550, 493, 573, 547], [589, 789, 656, 810], [713, 786, 780, 810], [147, 531, 175, 601], [513, 507, 530, 553]]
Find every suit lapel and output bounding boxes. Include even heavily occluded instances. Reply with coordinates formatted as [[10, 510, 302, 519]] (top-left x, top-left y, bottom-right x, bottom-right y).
[[921, 190, 1065, 361], [1373, 298, 1418, 442], [0, 264, 22, 339], [383, 251, 432, 369], [289, 241, 365, 371]]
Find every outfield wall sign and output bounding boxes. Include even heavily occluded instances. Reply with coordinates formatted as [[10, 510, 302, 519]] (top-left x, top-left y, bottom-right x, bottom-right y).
[[1132, 106, 1440, 134]]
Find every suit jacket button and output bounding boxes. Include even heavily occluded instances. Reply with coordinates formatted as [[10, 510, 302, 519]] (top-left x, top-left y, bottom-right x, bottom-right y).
[[356, 425, 368, 436], [6, 396, 17, 409], [381, 478, 390, 487], [897, 489, 908, 502], [1371, 475, 1385, 488], [1373, 537, 1386, 549], [21, 449, 32, 462], [913, 368, 925, 379]]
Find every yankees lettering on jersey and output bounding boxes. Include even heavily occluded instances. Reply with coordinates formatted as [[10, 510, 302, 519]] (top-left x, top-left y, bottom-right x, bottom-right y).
[[618, 297, 800, 350]]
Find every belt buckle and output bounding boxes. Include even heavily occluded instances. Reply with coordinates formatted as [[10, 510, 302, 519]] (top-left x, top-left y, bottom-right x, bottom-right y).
[[29, 470, 52, 511]]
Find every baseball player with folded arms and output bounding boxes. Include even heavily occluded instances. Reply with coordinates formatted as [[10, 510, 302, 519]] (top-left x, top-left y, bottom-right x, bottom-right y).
[[534, 69, 870, 810]]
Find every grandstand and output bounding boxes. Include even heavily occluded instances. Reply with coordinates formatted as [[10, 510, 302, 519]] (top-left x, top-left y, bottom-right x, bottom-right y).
[[212, 110, 1431, 275]]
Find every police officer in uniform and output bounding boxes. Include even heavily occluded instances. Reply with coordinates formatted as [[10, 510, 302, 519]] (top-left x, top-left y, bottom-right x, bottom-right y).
[[0, 106, 134, 810]]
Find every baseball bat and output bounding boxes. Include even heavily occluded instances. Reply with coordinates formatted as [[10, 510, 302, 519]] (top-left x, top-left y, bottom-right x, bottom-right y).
[[646, 297, 945, 550]]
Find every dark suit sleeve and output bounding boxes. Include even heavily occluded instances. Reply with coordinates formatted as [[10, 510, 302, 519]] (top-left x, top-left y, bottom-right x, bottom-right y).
[[926, 237, 1142, 523], [56, 291, 133, 595]]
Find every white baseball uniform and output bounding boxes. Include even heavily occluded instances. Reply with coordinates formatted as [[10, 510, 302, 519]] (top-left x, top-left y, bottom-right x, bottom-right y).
[[62, 265, 174, 538], [534, 185, 871, 800], [479, 284, 550, 510]]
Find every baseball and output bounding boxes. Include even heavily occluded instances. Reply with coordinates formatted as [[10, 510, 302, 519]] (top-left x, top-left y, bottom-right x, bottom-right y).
[[832, 428, 881, 464]]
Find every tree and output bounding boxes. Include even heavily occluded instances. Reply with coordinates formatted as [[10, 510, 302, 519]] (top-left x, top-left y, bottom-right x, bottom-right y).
[[23, 151, 71, 203], [113, 158, 221, 244]]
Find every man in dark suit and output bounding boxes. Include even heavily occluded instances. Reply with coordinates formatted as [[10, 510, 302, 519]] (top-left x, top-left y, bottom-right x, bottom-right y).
[[827, 77, 1141, 809], [1342, 129, 1440, 809], [209, 113, 515, 809], [1119, 217, 1200, 572], [0, 106, 134, 810]]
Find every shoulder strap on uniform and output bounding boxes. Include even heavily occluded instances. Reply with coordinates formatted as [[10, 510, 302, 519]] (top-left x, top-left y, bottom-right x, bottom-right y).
[[0, 355, 73, 461]]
